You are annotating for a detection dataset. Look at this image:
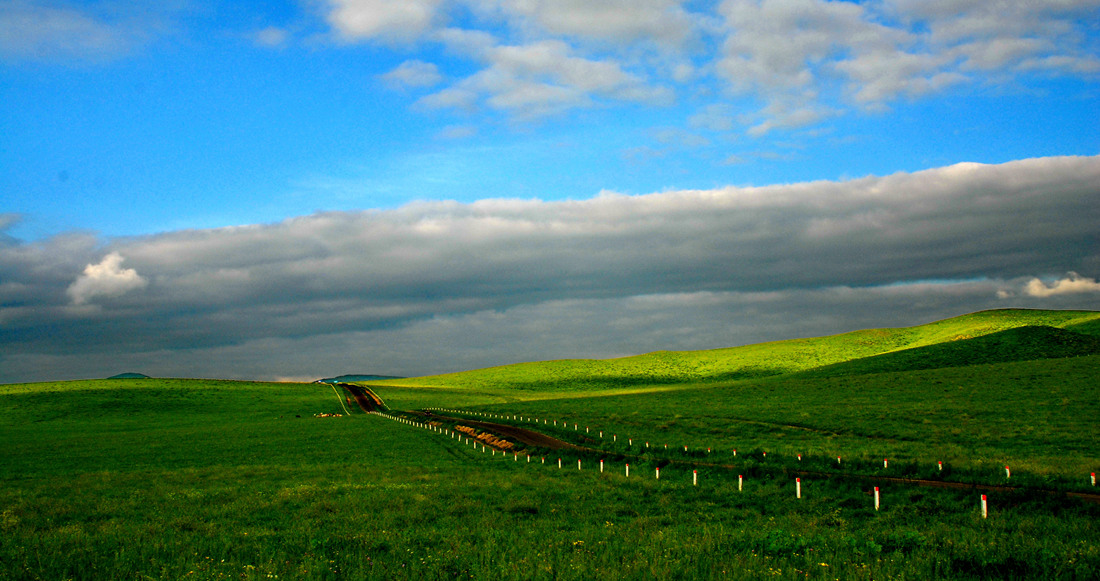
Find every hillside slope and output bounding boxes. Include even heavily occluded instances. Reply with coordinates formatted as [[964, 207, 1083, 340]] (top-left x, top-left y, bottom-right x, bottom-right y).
[[365, 309, 1100, 391], [793, 325, 1100, 379]]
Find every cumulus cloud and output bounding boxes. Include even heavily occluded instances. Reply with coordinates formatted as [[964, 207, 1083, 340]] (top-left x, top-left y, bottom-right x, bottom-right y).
[[1024, 272, 1100, 298], [419, 38, 672, 117], [492, 0, 696, 49], [66, 252, 148, 306], [2, 155, 1098, 382], [325, 0, 443, 43], [322, 0, 1099, 128]]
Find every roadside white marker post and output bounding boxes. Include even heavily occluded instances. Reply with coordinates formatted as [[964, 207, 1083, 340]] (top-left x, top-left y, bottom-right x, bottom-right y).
[[600, 431, 603, 438], [798, 453, 802, 462], [614, 434, 617, 442], [733, 449, 737, 457], [629, 439, 633, 446], [541, 457, 545, 464], [587, 426, 590, 433], [575, 424, 578, 431], [796, 478, 801, 499], [884, 458, 888, 469], [646, 442, 650, 449], [693, 470, 697, 486], [1005, 465, 1011, 479], [527, 455, 531, 463], [707, 448, 711, 454], [837, 456, 841, 465], [626, 464, 630, 477], [874, 487, 880, 511], [938, 461, 943, 471], [1092, 472, 1096, 486], [656, 467, 660, 480], [600, 459, 604, 473], [514, 454, 517, 462], [578, 459, 582, 471], [684, 445, 688, 452], [763, 452, 766, 459], [981, 494, 988, 519], [738, 475, 743, 492], [664, 444, 668, 450], [558, 458, 562, 469]]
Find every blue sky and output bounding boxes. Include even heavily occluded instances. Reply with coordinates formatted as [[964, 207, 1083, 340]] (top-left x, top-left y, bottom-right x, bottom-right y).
[[1, 0, 1099, 382]]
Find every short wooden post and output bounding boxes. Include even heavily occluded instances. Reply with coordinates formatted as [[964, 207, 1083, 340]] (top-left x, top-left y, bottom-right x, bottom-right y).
[[558, 458, 562, 469], [656, 467, 660, 480], [693, 470, 698, 486], [1005, 465, 1011, 479], [798, 453, 802, 462], [874, 487, 880, 511], [626, 464, 630, 477], [884, 458, 888, 468], [738, 474, 743, 491], [938, 461, 943, 471], [600, 459, 604, 473], [796, 477, 801, 499], [981, 494, 988, 518], [578, 459, 582, 470]]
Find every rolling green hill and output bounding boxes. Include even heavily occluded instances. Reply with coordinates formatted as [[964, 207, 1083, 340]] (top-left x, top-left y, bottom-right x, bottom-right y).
[[366, 309, 1100, 391], [795, 325, 1100, 379]]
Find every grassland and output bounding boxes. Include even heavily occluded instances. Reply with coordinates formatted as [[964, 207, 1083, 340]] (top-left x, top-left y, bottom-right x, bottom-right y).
[[3, 309, 1100, 579]]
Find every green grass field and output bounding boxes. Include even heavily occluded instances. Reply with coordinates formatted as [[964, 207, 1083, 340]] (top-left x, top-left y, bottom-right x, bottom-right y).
[[3, 309, 1100, 579]]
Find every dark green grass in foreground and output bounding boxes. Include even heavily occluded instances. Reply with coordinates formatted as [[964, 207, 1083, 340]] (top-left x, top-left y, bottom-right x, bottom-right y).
[[3, 378, 1099, 579]]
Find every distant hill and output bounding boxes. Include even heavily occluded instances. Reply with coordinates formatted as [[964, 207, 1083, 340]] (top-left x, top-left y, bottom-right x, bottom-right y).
[[107, 372, 150, 379], [317, 374, 404, 384], [365, 309, 1100, 391]]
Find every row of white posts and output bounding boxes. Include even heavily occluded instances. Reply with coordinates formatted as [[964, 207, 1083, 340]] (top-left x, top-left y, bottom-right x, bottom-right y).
[[371, 410, 1011, 517], [421, 408, 1099, 487]]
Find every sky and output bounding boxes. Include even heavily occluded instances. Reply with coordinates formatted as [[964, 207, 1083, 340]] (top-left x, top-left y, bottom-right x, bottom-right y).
[[1, 0, 1099, 384]]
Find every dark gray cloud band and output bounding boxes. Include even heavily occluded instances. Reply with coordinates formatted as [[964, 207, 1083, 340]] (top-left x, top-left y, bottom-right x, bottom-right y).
[[2, 155, 1098, 382]]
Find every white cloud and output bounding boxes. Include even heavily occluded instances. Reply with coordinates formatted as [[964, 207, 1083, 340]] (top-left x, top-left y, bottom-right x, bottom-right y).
[[325, 0, 443, 43], [1024, 272, 1100, 298], [420, 39, 672, 117], [714, 0, 1100, 132], [66, 252, 148, 306], [379, 59, 443, 88], [493, 0, 696, 48]]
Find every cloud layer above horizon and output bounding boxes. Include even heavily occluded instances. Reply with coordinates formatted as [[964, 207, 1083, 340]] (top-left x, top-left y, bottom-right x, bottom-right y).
[[2, 155, 1099, 383]]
